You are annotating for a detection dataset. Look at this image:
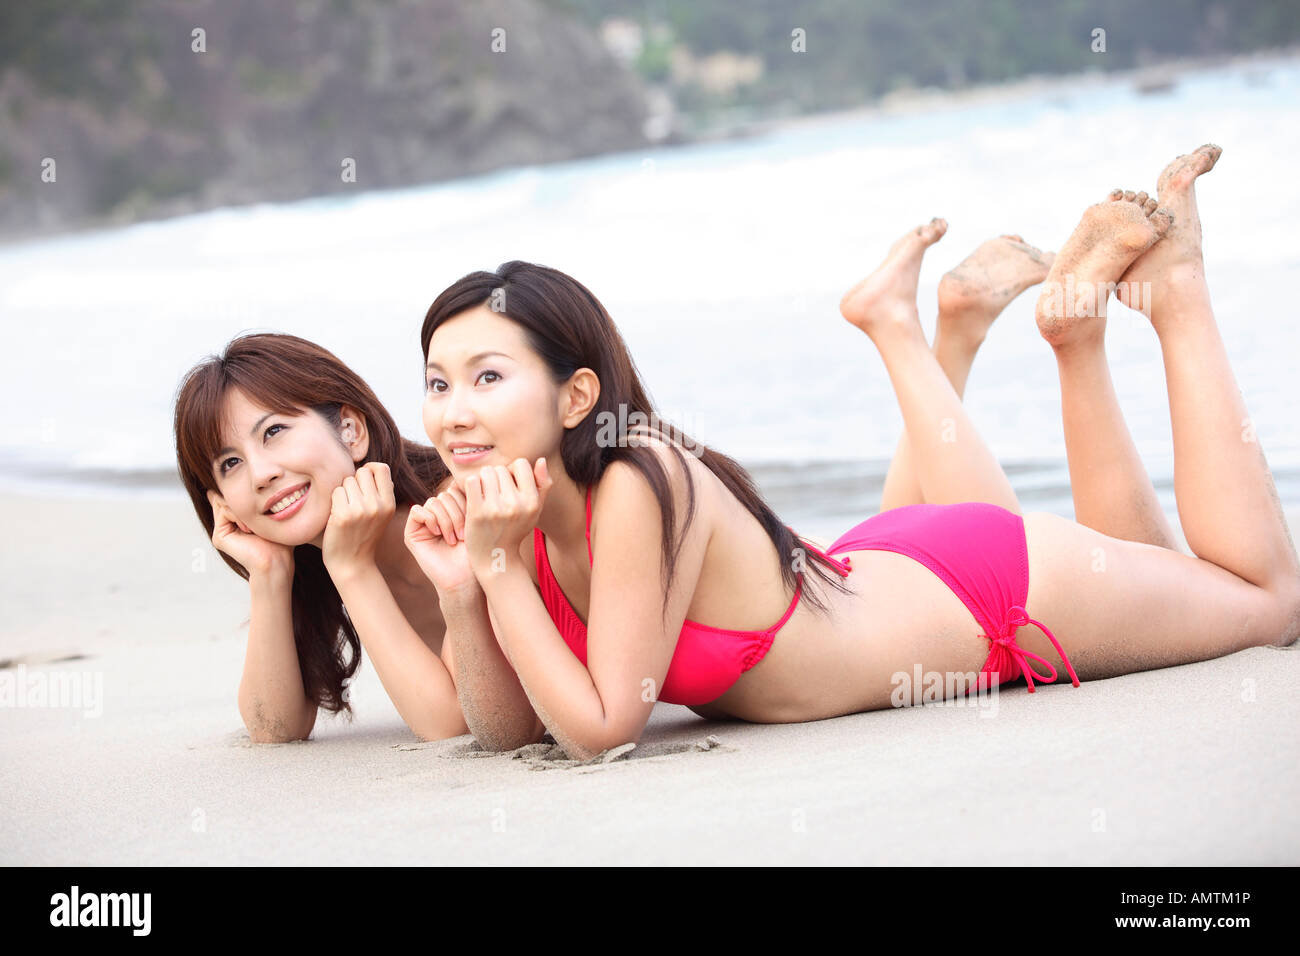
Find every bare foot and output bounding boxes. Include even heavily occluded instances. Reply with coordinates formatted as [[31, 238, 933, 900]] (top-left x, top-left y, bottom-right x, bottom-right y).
[[1115, 144, 1221, 318], [937, 235, 1055, 346], [1035, 191, 1173, 350], [840, 218, 947, 342]]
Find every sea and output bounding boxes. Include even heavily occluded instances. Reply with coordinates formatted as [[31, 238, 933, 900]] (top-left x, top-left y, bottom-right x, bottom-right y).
[[2, 54, 1297, 538]]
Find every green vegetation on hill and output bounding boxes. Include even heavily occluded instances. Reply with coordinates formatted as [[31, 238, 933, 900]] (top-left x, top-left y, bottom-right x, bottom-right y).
[[557, 0, 1300, 116], [3, 0, 1297, 237], [0, 0, 649, 238]]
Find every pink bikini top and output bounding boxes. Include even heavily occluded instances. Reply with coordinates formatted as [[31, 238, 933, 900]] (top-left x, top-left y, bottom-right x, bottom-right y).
[[531, 486, 852, 707]]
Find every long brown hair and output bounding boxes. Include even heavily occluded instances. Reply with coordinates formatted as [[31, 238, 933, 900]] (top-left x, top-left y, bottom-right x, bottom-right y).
[[173, 333, 450, 716], [421, 262, 854, 623]]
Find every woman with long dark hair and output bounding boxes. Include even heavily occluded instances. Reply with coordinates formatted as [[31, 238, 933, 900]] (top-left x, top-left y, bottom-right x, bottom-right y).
[[174, 333, 466, 742], [406, 145, 1300, 761]]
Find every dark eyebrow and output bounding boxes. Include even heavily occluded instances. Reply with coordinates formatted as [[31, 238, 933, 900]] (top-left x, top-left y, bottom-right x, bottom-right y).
[[212, 412, 278, 463], [426, 351, 512, 372]]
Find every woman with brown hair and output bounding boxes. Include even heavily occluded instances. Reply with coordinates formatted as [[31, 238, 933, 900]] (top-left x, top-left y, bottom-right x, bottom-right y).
[[405, 146, 1300, 762], [173, 333, 467, 743]]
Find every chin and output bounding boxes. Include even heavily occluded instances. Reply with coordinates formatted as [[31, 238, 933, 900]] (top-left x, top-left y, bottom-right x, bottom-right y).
[[258, 508, 327, 548], [264, 529, 317, 549]]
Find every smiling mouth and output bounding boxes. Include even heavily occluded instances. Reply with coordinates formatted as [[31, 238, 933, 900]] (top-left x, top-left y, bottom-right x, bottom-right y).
[[265, 483, 310, 515], [450, 445, 493, 459]]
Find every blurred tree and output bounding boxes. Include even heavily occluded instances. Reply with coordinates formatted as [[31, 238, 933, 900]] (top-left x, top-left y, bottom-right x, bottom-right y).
[[557, 0, 1300, 114]]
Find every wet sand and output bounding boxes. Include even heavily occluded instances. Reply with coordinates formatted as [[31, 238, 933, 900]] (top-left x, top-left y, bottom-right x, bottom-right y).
[[2, 490, 1297, 864]]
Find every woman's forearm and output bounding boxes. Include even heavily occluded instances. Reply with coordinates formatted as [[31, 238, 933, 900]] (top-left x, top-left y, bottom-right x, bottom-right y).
[[439, 583, 545, 751], [238, 567, 317, 743], [330, 564, 468, 741], [480, 564, 609, 761]]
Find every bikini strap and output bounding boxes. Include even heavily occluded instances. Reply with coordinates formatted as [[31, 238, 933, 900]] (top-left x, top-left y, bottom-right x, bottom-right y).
[[581, 499, 848, 598], [986, 606, 1082, 692], [789, 527, 853, 577], [584, 485, 594, 567]]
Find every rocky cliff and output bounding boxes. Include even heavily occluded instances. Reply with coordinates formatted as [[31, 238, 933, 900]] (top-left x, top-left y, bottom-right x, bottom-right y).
[[0, 0, 651, 239]]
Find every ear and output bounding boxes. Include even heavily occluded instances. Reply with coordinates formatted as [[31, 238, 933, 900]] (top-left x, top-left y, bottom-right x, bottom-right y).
[[560, 368, 600, 429], [206, 487, 227, 512], [338, 404, 371, 463]]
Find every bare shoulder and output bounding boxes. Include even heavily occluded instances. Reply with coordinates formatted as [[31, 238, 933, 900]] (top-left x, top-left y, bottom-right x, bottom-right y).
[[592, 444, 717, 556], [594, 440, 713, 538]]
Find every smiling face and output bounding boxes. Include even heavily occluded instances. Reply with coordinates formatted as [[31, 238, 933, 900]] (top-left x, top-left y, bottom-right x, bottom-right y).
[[423, 305, 587, 487], [210, 388, 366, 546]]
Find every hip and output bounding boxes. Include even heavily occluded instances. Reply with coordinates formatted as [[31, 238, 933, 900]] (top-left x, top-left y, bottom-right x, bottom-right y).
[[701, 546, 994, 722]]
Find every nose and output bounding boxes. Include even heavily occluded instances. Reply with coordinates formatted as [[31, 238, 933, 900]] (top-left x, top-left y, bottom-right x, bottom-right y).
[[441, 382, 478, 433], [246, 446, 284, 494]]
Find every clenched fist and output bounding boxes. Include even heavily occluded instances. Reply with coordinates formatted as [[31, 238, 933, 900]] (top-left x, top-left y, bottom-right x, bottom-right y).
[[404, 483, 479, 599], [322, 462, 395, 579], [207, 489, 294, 578]]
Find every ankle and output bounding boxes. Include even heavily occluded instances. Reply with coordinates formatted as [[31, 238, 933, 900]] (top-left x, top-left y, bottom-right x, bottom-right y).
[[1049, 333, 1107, 363], [934, 321, 985, 357], [870, 318, 930, 354], [1147, 279, 1213, 332]]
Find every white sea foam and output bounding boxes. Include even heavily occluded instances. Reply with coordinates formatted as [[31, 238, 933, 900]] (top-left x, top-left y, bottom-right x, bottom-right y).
[[2, 56, 1297, 513]]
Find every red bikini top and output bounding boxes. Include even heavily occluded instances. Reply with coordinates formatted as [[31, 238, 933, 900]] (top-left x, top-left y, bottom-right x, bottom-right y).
[[531, 485, 851, 707]]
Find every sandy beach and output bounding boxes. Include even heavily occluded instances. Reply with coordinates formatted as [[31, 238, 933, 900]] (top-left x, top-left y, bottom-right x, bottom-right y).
[[2, 488, 1298, 866]]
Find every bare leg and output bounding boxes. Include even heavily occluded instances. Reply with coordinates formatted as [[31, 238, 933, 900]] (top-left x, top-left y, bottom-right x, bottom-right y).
[[1036, 190, 1179, 549], [1116, 145, 1300, 592], [881, 235, 1054, 509], [1010, 167, 1300, 684], [840, 220, 1020, 513]]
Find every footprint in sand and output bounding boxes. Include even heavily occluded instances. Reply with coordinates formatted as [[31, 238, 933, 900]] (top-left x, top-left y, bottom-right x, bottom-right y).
[[0, 650, 90, 669], [439, 734, 733, 771]]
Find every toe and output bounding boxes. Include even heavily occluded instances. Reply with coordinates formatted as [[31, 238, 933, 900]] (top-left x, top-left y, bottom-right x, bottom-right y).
[[1142, 197, 1158, 215], [1159, 143, 1222, 193], [1149, 206, 1175, 236], [1134, 191, 1149, 206], [918, 217, 947, 244], [1196, 143, 1223, 171], [1123, 190, 1137, 202], [1108, 188, 1125, 201]]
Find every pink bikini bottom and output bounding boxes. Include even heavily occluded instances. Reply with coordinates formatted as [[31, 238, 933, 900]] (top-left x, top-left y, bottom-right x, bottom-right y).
[[825, 502, 1081, 693]]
